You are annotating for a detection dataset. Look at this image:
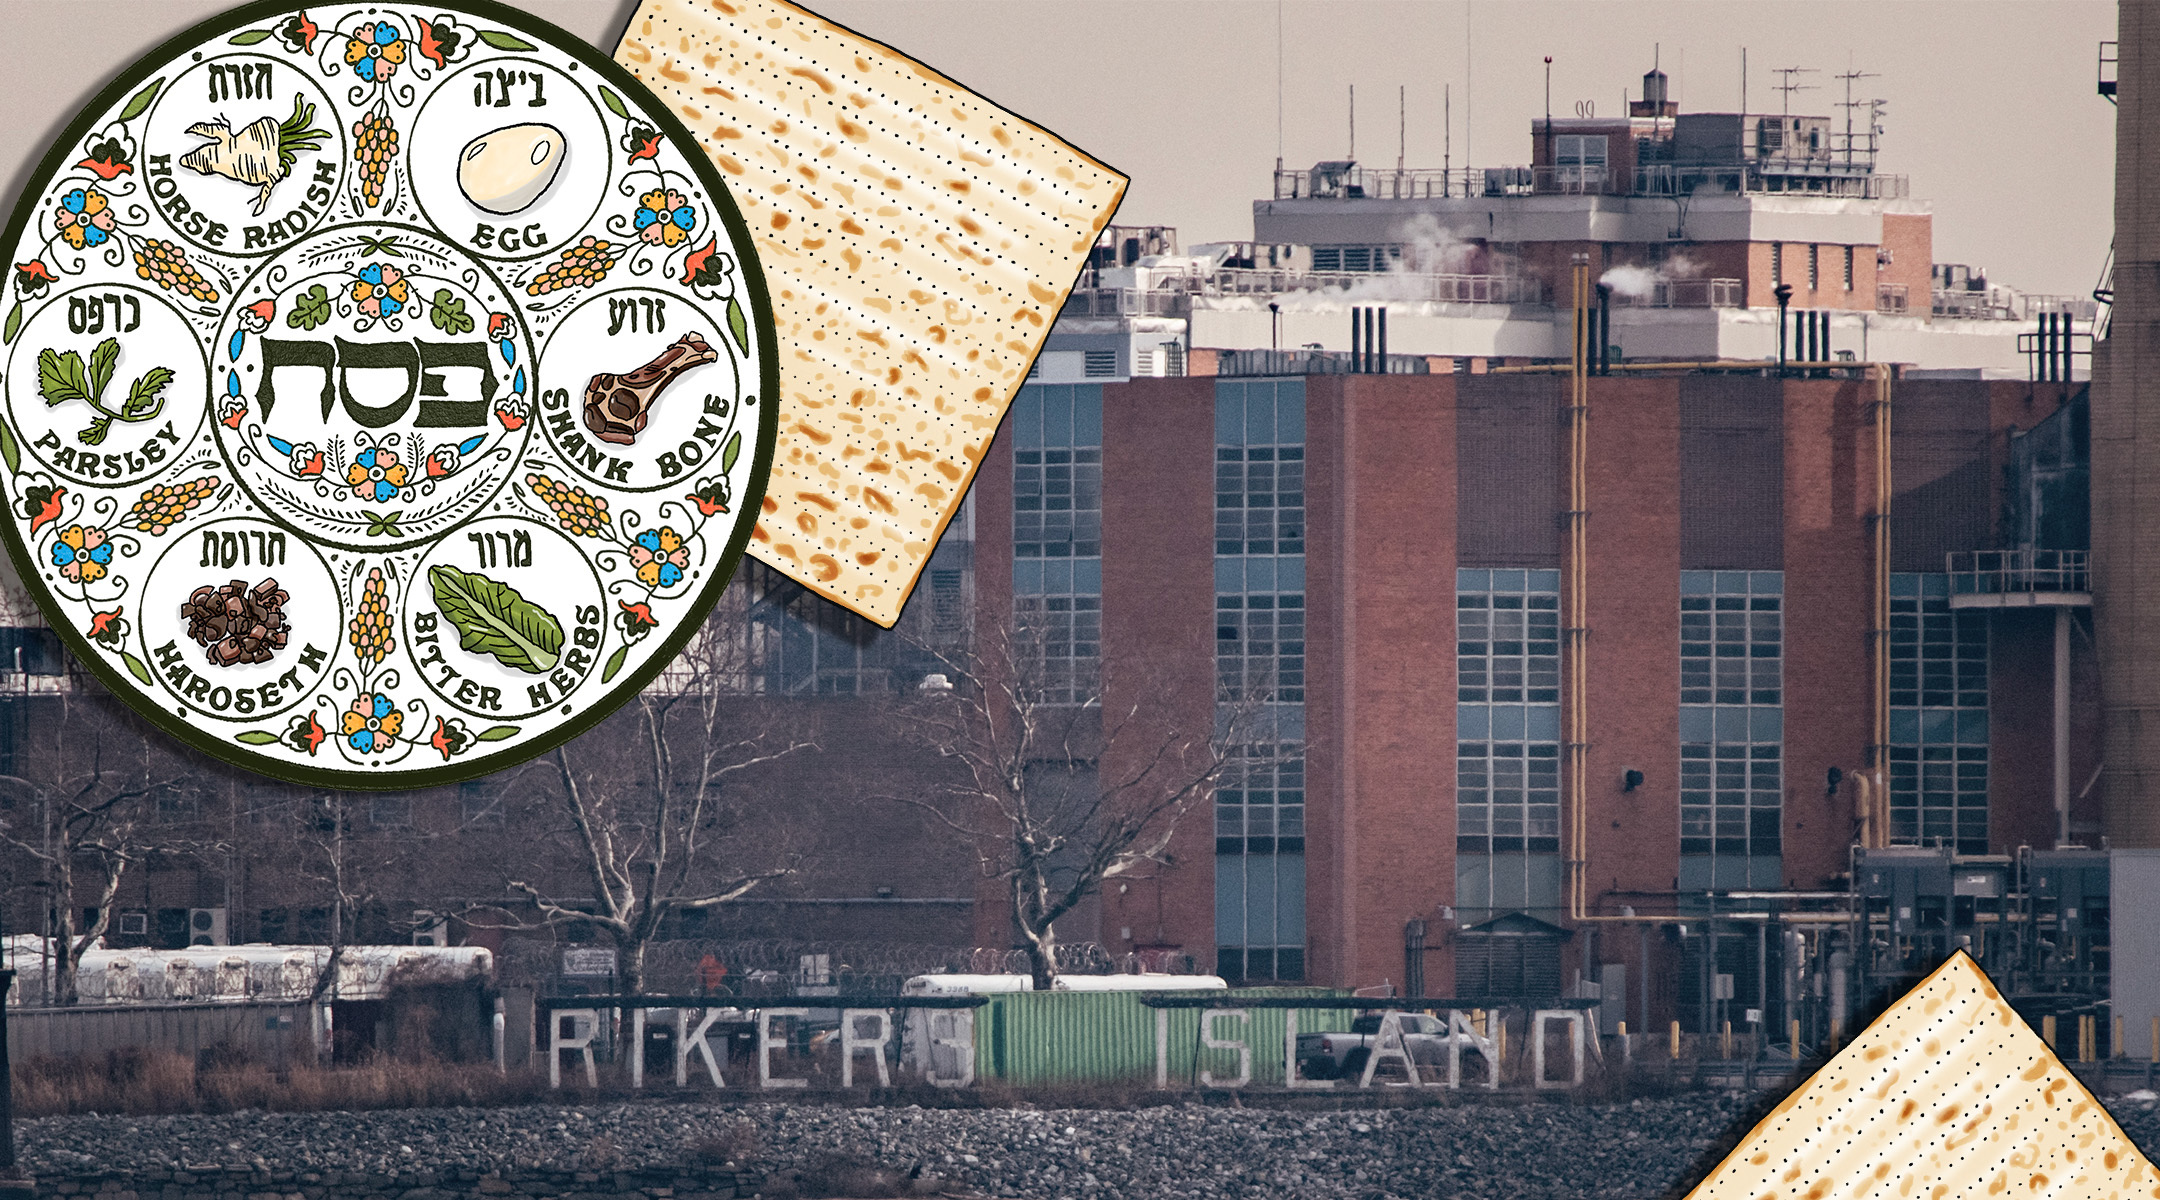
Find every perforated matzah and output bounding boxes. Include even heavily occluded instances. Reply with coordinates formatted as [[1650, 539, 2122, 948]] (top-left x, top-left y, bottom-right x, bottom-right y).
[[1686, 952, 2159, 1200], [615, 0, 1124, 626]]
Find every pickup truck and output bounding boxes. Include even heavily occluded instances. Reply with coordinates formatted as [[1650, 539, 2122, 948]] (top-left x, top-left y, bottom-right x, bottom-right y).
[[1295, 1012, 1457, 1080]]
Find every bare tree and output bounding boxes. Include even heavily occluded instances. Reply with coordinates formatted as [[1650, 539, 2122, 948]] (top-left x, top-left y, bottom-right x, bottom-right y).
[[0, 689, 194, 1005], [491, 608, 816, 995], [888, 616, 1285, 990]]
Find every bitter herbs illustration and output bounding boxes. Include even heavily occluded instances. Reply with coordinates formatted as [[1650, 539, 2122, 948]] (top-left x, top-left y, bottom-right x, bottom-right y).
[[37, 338, 173, 445], [428, 563, 563, 674]]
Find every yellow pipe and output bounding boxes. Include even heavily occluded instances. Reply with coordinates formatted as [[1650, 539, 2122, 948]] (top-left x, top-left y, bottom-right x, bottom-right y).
[[1487, 359, 1885, 375], [1566, 256, 1591, 922]]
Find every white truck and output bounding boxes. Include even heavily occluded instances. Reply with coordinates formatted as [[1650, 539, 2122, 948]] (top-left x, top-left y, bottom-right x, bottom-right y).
[[1295, 1012, 1457, 1080]]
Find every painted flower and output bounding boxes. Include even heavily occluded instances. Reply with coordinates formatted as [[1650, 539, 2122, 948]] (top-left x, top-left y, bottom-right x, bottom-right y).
[[50, 524, 112, 584], [282, 709, 326, 756], [616, 599, 658, 640], [88, 607, 127, 648], [345, 447, 408, 503], [19, 483, 66, 535], [350, 262, 408, 318], [341, 693, 403, 754], [685, 479, 731, 516], [275, 11, 320, 55], [54, 187, 115, 250], [425, 444, 460, 478], [623, 124, 662, 163], [412, 14, 472, 70], [495, 393, 527, 432], [14, 260, 56, 298], [344, 21, 406, 83], [487, 310, 515, 340], [630, 525, 691, 588], [288, 442, 325, 477], [75, 137, 133, 181], [430, 715, 472, 761], [680, 236, 733, 288], [238, 298, 275, 333], [634, 189, 697, 248], [218, 398, 245, 430]]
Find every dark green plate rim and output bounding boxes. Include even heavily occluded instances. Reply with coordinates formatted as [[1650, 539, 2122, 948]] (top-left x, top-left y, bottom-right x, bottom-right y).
[[0, 0, 780, 790]]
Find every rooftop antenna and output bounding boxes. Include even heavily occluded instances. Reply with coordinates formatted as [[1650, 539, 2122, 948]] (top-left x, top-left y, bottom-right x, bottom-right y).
[[1836, 67, 1879, 169], [1444, 84, 1451, 181], [1274, 0, 1283, 171], [1398, 84, 1406, 174], [1349, 83, 1356, 161], [1741, 46, 1747, 114], [1773, 66, 1818, 118]]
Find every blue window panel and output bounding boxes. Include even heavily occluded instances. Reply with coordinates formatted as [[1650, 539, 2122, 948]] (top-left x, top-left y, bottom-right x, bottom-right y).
[[1922, 709, 1955, 743], [1526, 704, 1562, 741], [1014, 560, 1042, 594], [1246, 557, 1276, 592], [1216, 559, 1244, 592], [1245, 856, 1279, 948], [1752, 571, 1785, 595], [1278, 381, 1306, 442], [1958, 709, 1988, 746], [1277, 854, 1307, 943], [1920, 574, 1950, 599], [1278, 556, 1305, 590], [1215, 855, 1244, 943], [1680, 706, 1714, 742], [1042, 560, 1073, 595], [1892, 573, 1922, 598], [1891, 709, 1921, 743], [1074, 385, 1103, 444], [1043, 385, 1072, 449], [1246, 390, 1276, 445], [1492, 705, 1525, 740], [1493, 569, 1526, 593], [1750, 708, 1783, 742], [1681, 570, 1716, 596], [1011, 387, 1043, 449], [1459, 705, 1491, 739], [1714, 571, 1751, 596], [1459, 568, 1492, 592], [1528, 569, 1562, 592], [1713, 707, 1749, 743], [1216, 388, 1244, 446]]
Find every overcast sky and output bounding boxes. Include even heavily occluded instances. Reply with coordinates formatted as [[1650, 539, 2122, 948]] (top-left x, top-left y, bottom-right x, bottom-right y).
[[3, 0, 2119, 297]]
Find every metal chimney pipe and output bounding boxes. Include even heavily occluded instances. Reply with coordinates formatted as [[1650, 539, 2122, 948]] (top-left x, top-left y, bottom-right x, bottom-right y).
[[1377, 306, 1388, 372], [2095, 1, 2160, 846], [1596, 284, 1612, 375], [1350, 306, 1362, 372]]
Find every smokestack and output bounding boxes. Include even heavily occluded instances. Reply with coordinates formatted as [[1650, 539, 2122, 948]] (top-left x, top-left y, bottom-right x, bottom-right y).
[[1377, 306, 1388, 371], [2096, 3, 2160, 846], [1350, 307, 1363, 371], [1596, 284, 1612, 375]]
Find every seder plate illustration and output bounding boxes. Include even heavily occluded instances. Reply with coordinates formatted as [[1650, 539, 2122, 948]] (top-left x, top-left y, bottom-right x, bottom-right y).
[[0, 0, 778, 787]]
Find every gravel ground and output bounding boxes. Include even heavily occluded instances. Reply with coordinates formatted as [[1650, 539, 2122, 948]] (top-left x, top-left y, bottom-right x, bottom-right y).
[[19, 1092, 2160, 1200]]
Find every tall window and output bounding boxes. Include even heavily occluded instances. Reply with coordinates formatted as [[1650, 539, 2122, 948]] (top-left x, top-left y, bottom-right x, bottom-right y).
[[1680, 571, 1783, 888], [1772, 243, 1783, 286], [1889, 574, 1989, 853], [1554, 133, 1608, 191], [1843, 246, 1855, 292], [1456, 569, 1564, 920], [1215, 380, 1307, 982], [1012, 385, 1103, 704], [1808, 244, 1819, 290]]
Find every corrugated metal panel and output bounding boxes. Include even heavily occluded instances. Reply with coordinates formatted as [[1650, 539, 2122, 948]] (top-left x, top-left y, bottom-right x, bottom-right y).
[[9, 1002, 312, 1065], [1893, 381, 1993, 571], [1457, 376, 1563, 568], [1680, 377, 1783, 569], [973, 989, 1354, 1084]]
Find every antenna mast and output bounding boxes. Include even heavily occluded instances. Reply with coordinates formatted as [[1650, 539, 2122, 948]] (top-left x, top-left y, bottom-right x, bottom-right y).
[[1773, 66, 1819, 118], [1836, 67, 1879, 169]]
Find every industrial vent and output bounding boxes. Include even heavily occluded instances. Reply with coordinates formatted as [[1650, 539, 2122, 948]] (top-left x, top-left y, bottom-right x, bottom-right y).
[[188, 907, 227, 946], [1453, 924, 1564, 1000], [1083, 350, 1116, 377]]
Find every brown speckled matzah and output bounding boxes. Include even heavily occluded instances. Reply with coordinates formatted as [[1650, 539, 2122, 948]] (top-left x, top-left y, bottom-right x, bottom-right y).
[[1686, 952, 2158, 1200], [615, 0, 1125, 626]]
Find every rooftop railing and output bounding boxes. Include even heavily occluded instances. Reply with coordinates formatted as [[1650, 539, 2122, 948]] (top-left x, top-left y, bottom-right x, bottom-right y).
[[1945, 549, 2090, 598], [1611, 278, 1743, 309], [1272, 163, 1909, 202]]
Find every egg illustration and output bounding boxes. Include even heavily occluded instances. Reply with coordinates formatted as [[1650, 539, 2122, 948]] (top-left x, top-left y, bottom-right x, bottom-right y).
[[456, 123, 566, 215]]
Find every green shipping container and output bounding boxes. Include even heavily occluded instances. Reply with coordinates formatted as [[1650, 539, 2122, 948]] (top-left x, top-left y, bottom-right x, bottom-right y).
[[973, 988, 1355, 1085]]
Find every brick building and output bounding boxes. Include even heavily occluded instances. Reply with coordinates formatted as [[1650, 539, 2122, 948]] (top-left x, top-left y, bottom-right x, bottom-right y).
[[978, 370, 2095, 1030]]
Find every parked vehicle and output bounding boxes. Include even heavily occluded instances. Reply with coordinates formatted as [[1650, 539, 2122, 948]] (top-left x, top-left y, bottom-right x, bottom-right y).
[[1296, 1011, 1458, 1080]]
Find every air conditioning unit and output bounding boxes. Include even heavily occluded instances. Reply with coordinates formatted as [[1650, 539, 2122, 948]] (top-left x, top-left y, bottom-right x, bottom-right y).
[[189, 907, 228, 946], [412, 912, 449, 947], [117, 910, 148, 937]]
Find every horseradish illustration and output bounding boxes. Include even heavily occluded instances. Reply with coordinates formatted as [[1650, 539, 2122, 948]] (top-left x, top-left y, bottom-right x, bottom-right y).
[[178, 93, 331, 217], [456, 123, 565, 215]]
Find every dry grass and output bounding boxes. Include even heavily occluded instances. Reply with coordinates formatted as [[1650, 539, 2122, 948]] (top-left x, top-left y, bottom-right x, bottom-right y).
[[11, 1047, 552, 1118]]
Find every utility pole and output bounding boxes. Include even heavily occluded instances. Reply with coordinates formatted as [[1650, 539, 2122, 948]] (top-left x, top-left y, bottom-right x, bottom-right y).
[[0, 967, 27, 1200]]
